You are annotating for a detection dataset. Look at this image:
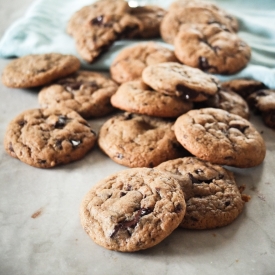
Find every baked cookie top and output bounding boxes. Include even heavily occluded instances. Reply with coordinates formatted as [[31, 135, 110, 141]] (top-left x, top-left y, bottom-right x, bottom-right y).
[[247, 89, 275, 112], [80, 167, 186, 252], [160, 6, 237, 44], [1, 53, 80, 88], [67, 0, 130, 36], [196, 88, 250, 120], [74, 13, 142, 63], [98, 112, 188, 168], [221, 78, 267, 99], [174, 24, 251, 74], [38, 70, 118, 118], [142, 62, 220, 101], [110, 42, 177, 84], [156, 157, 246, 229], [174, 108, 266, 168], [111, 80, 193, 118], [4, 108, 97, 168], [129, 5, 167, 38]]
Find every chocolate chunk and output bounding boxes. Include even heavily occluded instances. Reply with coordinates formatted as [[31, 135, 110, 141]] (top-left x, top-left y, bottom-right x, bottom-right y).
[[188, 173, 213, 184], [91, 15, 104, 26], [176, 84, 200, 100], [18, 120, 26, 127], [55, 116, 68, 129], [70, 140, 81, 147]]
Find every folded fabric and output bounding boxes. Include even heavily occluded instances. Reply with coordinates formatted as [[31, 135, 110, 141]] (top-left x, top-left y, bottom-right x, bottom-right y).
[[0, 0, 274, 88]]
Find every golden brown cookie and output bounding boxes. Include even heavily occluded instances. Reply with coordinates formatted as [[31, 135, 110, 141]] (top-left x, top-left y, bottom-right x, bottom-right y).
[[4, 108, 97, 168], [1, 53, 80, 88], [80, 167, 186, 252]]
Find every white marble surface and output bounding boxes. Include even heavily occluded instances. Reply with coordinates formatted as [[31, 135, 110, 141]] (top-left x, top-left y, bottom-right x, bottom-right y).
[[0, 1, 275, 275]]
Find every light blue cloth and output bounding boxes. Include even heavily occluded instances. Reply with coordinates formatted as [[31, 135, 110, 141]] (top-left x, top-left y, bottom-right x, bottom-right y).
[[0, 0, 275, 88]]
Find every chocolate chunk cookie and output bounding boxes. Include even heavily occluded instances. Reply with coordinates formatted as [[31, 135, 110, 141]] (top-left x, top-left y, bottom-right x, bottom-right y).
[[247, 89, 275, 128], [111, 80, 193, 118], [221, 79, 267, 99], [67, 0, 130, 37], [110, 42, 177, 84], [174, 24, 251, 74], [4, 108, 97, 168], [80, 167, 186, 251], [142, 62, 220, 101], [174, 108, 266, 168], [1, 53, 80, 88], [74, 13, 142, 63], [195, 88, 250, 119], [157, 157, 247, 229], [129, 5, 167, 38], [98, 113, 188, 168], [38, 71, 118, 118], [160, 6, 237, 44]]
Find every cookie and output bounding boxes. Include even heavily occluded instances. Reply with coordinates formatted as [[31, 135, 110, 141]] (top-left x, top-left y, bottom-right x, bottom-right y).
[[129, 5, 167, 38], [169, 0, 238, 32], [4, 108, 97, 168], [142, 62, 220, 101], [80, 167, 186, 252], [111, 80, 193, 118], [74, 13, 142, 63], [98, 112, 189, 168], [195, 88, 250, 120], [160, 6, 238, 44], [67, 0, 130, 37], [221, 79, 267, 99], [38, 71, 118, 118], [247, 89, 275, 128], [110, 42, 177, 84], [174, 108, 266, 168], [156, 157, 247, 229], [1, 53, 80, 88], [174, 23, 251, 74]]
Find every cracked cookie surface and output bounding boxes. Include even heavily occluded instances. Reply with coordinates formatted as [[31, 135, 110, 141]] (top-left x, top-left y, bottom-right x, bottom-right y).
[[174, 108, 266, 167], [80, 167, 186, 251], [38, 71, 118, 118], [160, 6, 237, 44], [4, 108, 97, 168], [110, 42, 177, 84], [1, 53, 80, 88], [157, 157, 247, 229], [111, 80, 193, 118], [142, 62, 220, 101], [98, 112, 188, 168], [174, 24, 251, 74]]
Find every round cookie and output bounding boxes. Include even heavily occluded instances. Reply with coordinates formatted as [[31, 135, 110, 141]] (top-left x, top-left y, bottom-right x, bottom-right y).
[[174, 108, 266, 168], [98, 112, 189, 168], [74, 13, 142, 63], [142, 62, 220, 101], [247, 89, 275, 129], [111, 80, 193, 118], [174, 23, 251, 74], [1, 53, 80, 88], [80, 167, 186, 252], [195, 88, 250, 119], [221, 79, 267, 99], [169, 0, 238, 32], [67, 0, 130, 37], [129, 5, 167, 38], [160, 6, 237, 44], [4, 108, 97, 168], [38, 71, 118, 118], [156, 157, 247, 229], [110, 42, 177, 84]]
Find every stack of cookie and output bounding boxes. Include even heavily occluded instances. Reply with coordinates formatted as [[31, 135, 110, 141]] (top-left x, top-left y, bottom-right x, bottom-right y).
[[67, 0, 166, 63], [161, 0, 251, 74]]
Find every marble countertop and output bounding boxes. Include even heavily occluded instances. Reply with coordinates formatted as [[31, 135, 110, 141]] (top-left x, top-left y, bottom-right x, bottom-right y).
[[0, 1, 275, 274]]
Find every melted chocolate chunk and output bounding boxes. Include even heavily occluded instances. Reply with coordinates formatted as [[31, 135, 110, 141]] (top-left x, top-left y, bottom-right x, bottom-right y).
[[37, 159, 46, 164], [175, 203, 183, 213], [9, 142, 14, 153], [225, 201, 230, 207], [54, 116, 68, 129], [18, 120, 26, 127], [176, 84, 200, 100], [188, 173, 214, 184], [110, 208, 152, 238], [55, 139, 63, 150], [116, 153, 124, 159], [91, 15, 104, 26], [195, 169, 203, 175]]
